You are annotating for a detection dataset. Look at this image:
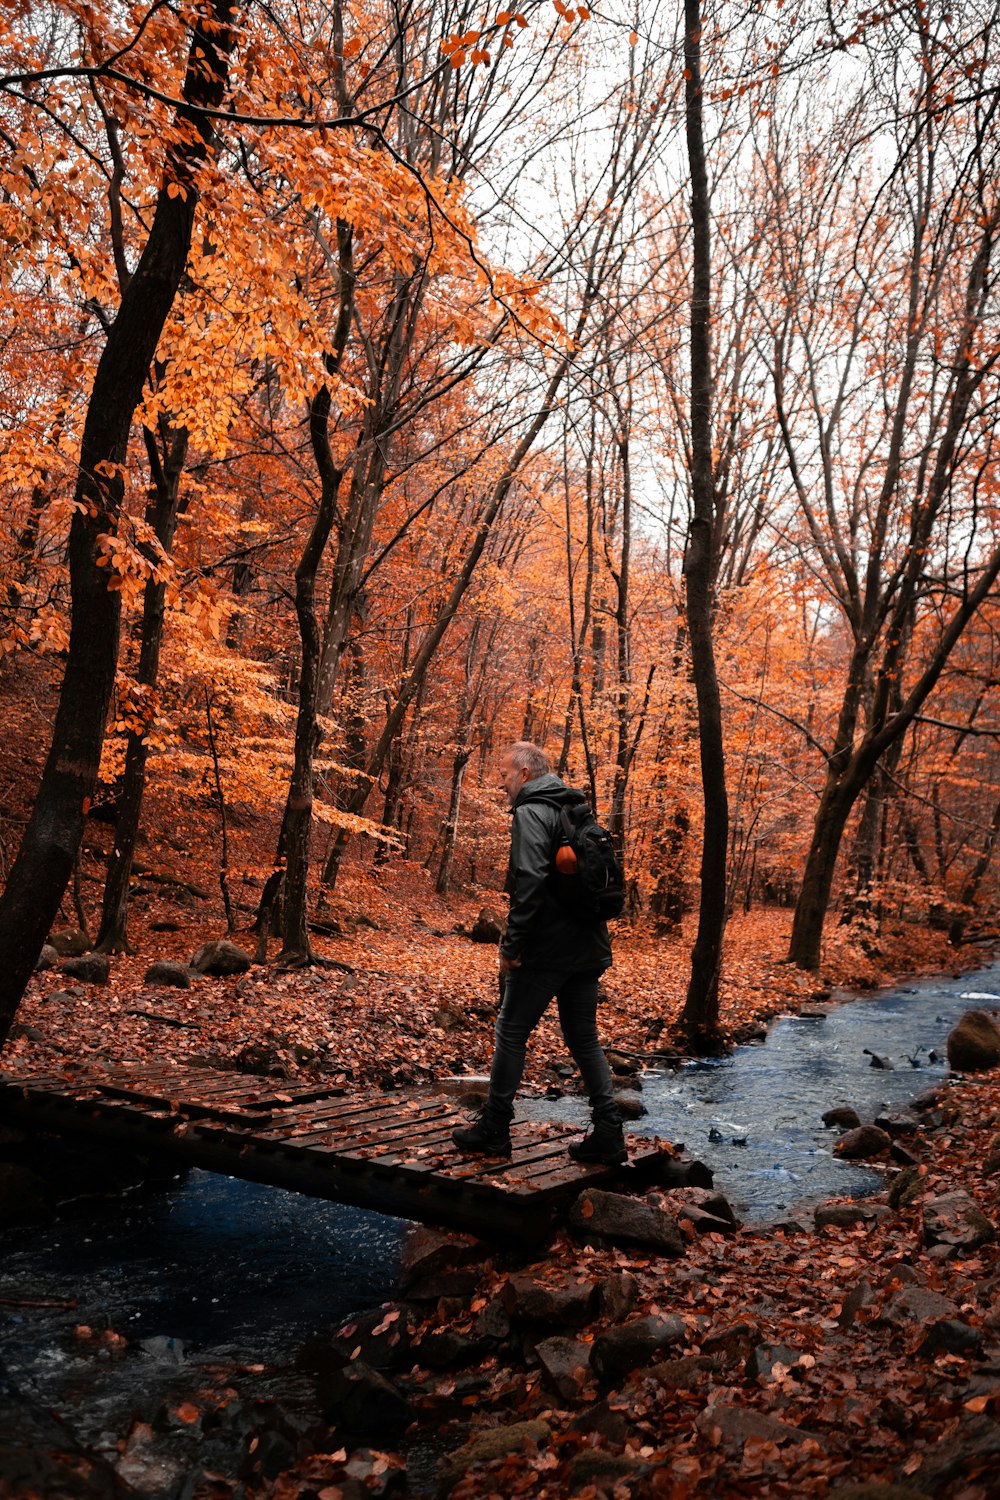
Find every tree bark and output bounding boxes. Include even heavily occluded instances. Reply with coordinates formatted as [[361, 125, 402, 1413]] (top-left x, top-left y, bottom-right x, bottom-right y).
[[679, 0, 728, 1048], [96, 421, 187, 952], [0, 0, 239, 1048], [277, 223, 355, 964]]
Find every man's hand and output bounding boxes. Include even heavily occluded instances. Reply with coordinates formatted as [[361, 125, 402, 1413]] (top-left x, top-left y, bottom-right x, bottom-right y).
[[499, 953, 522, 977]]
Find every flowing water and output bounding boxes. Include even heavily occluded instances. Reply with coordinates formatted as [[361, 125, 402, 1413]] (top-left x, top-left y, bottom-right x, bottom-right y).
[[525, 961, 1000, 1219], [1, 960, 996, 1480]]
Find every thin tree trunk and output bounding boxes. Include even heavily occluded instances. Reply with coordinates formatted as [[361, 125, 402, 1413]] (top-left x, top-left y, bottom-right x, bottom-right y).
[[0, 1, 239, 1049], [679, 0, 728, 1048], [96, 420, 187, 952], [278, 223, 355, 964]]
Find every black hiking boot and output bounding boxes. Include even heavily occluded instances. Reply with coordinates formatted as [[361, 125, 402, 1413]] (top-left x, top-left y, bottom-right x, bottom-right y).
[[452, 1107, 512, 1157], [568, 1119, 627, 1165]]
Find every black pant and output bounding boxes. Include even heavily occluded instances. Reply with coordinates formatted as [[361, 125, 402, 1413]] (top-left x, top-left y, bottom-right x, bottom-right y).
[[487, 967, 619, 1123]]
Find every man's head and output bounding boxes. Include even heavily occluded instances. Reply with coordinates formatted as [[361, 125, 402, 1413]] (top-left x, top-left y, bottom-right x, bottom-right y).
[[500, 741, 551, 806]]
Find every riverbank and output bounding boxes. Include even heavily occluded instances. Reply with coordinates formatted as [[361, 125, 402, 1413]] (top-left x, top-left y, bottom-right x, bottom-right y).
[[3, 873, 988, 1092], [7, 1061, 992, 1498], [232, 1065, 1000, 1499], [4, 884, 1000, 1496]]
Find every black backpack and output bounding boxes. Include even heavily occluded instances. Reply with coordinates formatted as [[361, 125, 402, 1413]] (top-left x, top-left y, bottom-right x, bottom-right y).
[[528, 791, 626, 922]]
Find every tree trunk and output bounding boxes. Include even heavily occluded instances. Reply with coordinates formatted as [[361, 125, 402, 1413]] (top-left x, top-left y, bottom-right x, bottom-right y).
[[0, 1, 238, 1049], [679, 0, 728, 1048], [788, 772, 864, 969], [96, 421, 187, 953]]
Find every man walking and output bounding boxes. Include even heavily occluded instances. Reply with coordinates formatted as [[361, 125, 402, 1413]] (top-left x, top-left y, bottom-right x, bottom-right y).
[[452, 741, 626, 1164]]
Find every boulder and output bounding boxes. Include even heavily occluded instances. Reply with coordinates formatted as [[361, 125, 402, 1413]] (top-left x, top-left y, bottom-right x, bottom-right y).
[[34, 944, 59, 972], [696, 1402, 820, 1451], [534, 1335, 592, 1402], [144, 960, 192, 989], [400, 1226, 482, 1290], [59, 953, 110, 985], [664, 1187, 739, 1236], [874, 1111, 921, 1138], [469, 908, 503, 944], [605, 1050, 640, 1076], [918, 1319, 985, 1358], [823, 1107, 862, 1130], [316, 1360, 411, 1443], [566, 1451, 650, 1492], [922, 1191, 996, 1254], [48, 927, 89, 956], [502, 1272, 596, 1327], [437, 1419, 550, 1494], [645, 1354, 719, 1389], [591, 1313, 686, 1382], [883, 1285, 958, 1327], [701, 1321, 758, 1362], [416, 1326, 494, 1371], [815, 1203, 870, 1230], [833, 1125, 891, 1160], [569, 1189, 684, 1256], [947, 1010, 1000, 1072], [325, 1303, 419, 1372], [838, 1280, 876, 1327], [746, 1343, 801, 1380], [596, 1271, 639, 1322], [190, 939, 252, 976], [614, 1089, 646, 1120], [888, 1165, 925, 1210]]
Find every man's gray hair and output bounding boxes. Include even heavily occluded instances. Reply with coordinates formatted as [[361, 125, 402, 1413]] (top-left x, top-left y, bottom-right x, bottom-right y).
[[506, 741, 551, 778]]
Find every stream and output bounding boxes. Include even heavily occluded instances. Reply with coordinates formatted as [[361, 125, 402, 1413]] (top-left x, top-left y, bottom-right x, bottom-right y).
[[1, 959, 996, 1482]]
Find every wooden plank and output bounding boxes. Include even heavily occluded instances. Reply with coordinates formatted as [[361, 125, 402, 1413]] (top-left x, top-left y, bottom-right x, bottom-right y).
[[258, 1096, 451, 1141]]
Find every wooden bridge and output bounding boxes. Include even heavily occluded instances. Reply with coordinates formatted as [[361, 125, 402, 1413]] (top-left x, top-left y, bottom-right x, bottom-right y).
[[0, 1061, 690, 1239]]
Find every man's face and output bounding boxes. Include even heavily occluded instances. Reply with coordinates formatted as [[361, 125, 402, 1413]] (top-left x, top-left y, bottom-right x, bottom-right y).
[[500, 752, 530, 807]]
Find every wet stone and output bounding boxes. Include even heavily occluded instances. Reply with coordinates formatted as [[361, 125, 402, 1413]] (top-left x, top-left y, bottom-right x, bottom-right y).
[[823, 1107, 862, 1130], [317, 1361, 411, 1443], [534, 1335, 592, 1402], [834, 1125, 892, 1160], [815, 1202, 871, 1229], [947, 1010, 1000, 1072], [568, 1188, 684, 1256], [326, 1303, 419, 1372], [874, 1111, 921, 1138], [502, 1272, 596, 1326], [596, 1270, 639, 1322], [400, 1226, 482, 1288], [591, 1313, 685, 1383]]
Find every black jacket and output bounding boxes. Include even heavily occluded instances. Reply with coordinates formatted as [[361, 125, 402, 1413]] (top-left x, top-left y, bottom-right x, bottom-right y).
[[500, 773, 613, 974]]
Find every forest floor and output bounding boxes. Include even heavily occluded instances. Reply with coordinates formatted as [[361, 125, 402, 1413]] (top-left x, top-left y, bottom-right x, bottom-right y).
[[3, 851, 1000, 1498]]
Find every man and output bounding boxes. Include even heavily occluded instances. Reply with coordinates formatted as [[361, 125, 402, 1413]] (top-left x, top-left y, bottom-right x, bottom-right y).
[[452, 741, 626, 1164]]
